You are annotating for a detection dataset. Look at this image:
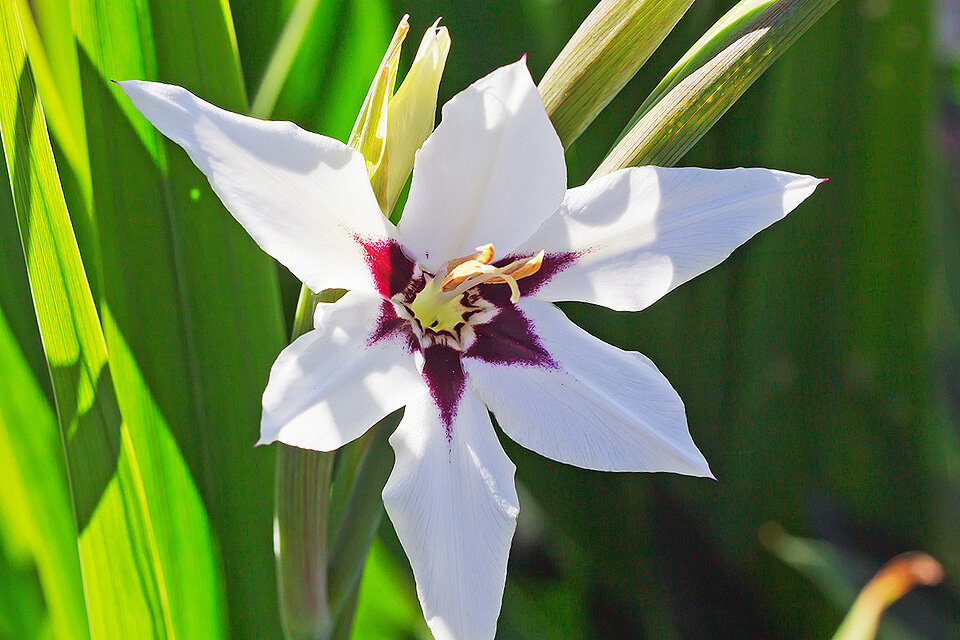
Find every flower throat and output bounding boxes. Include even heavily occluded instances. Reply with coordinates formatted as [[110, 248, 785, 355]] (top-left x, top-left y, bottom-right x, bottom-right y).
[[409, 244, 544, 334]]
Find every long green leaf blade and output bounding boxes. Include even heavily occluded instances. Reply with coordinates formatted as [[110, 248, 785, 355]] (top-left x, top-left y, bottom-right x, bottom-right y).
[[0, 158, 88, 640], [0, 4, 187, 637], [539, 0, 695, 149], [70, 0, 287, 636], [595, 0, 840, 175], [250, 0, 326, 119]]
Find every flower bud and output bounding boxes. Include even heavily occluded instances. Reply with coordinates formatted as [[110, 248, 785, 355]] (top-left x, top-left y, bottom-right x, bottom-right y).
[[382, 20, 450, 212], [350, 17, 450, 215]]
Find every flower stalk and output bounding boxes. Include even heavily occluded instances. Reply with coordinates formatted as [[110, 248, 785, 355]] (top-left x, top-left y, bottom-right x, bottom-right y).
[[272, 17, 448, 640], [273, 286, 335, 640], [325, 419, 396, 620], [274, 445, 334, 640]]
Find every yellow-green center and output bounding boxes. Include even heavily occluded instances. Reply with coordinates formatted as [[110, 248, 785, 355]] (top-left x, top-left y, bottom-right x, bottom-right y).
[[410, 276, 466, 333]]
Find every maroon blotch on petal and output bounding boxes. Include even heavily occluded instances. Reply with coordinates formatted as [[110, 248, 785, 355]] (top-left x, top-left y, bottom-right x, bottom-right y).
[[510, 251, 579, 296], [481, 251, 579, 307], [464, 305, 557, 368], [420, 344, 465, 439], [357, 237, 416, 297], [368, 300, 417, 351]]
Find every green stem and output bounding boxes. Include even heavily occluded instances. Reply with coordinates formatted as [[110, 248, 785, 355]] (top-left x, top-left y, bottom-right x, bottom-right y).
[[272, 16, 419, 636], [328, 585, 361, 640], [275, 286, 336, 640], [275, 445, 334, 640], [326, 431, 372, 534]]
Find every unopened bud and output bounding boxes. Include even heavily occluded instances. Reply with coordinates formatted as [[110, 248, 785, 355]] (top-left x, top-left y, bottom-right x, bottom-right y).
[[382, 20, 450, 213]]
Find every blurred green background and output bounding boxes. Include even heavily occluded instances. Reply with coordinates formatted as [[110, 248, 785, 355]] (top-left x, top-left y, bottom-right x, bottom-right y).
[[2, 0, 959, 639]]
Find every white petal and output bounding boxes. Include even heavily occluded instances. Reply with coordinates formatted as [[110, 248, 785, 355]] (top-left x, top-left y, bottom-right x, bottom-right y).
[[397, 59, 566, 271], [516, 167, 823, 311], [463, 298, 712, 476], [118, 80, 395, 294], [383, 390, 519, 640], [259, 291, 422, 450]]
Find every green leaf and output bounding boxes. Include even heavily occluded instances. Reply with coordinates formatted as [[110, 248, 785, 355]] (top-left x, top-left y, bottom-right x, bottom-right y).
[[13, 0, 99, 292], [250, 0, 329, 119], [11, 0, 89, 200], [286, 0, 392, 139], [69, 0, 288, 636], [595, 0, 840, 175], [0, 157, 88, 640], [0, 4, 218, 638], [539, 0, 696, 149], [251, 0, 348, 122]]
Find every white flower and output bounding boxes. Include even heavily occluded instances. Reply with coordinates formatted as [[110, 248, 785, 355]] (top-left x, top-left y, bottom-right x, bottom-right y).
[[119, 60, 821, 640]]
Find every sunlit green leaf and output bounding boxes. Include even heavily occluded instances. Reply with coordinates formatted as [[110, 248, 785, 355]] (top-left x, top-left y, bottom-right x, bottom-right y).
[[539, 0, 696, 149], [595, 0, 840, 174], [69, 0, 289, 636], [0, 4, 211, 637], [0, 158, 87, 640], [11, 0, 89, 200]]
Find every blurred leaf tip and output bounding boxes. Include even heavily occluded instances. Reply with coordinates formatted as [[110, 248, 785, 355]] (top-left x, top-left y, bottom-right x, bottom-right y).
[[761, 523, 944, 640], [832, 552, 944, 640]]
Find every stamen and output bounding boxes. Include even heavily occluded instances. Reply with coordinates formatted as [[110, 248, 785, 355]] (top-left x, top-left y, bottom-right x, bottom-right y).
[[502, 275, 521, 303], [441, 260, 495, 291], [504, 250, 544, 279], [442, 270, 509, 300], [445, 243, 495, 272], [440, 248, 545, 296]]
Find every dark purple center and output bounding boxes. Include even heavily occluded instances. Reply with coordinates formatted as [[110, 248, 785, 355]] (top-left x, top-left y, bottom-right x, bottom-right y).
[[358, 237, 574, 438]]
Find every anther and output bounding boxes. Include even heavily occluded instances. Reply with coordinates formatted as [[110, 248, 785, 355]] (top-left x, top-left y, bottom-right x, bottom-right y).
[[440, 248, 545, 296]]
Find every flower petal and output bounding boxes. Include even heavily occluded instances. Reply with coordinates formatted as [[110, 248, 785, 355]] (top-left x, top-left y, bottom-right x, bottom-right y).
[[383, 390, 519, 640], [463, 297, 712, 476], [118, 80, 395, 293], [513, 167, 823, 311], [397, 59, 566, 271], [259, 291, 421, 450]]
